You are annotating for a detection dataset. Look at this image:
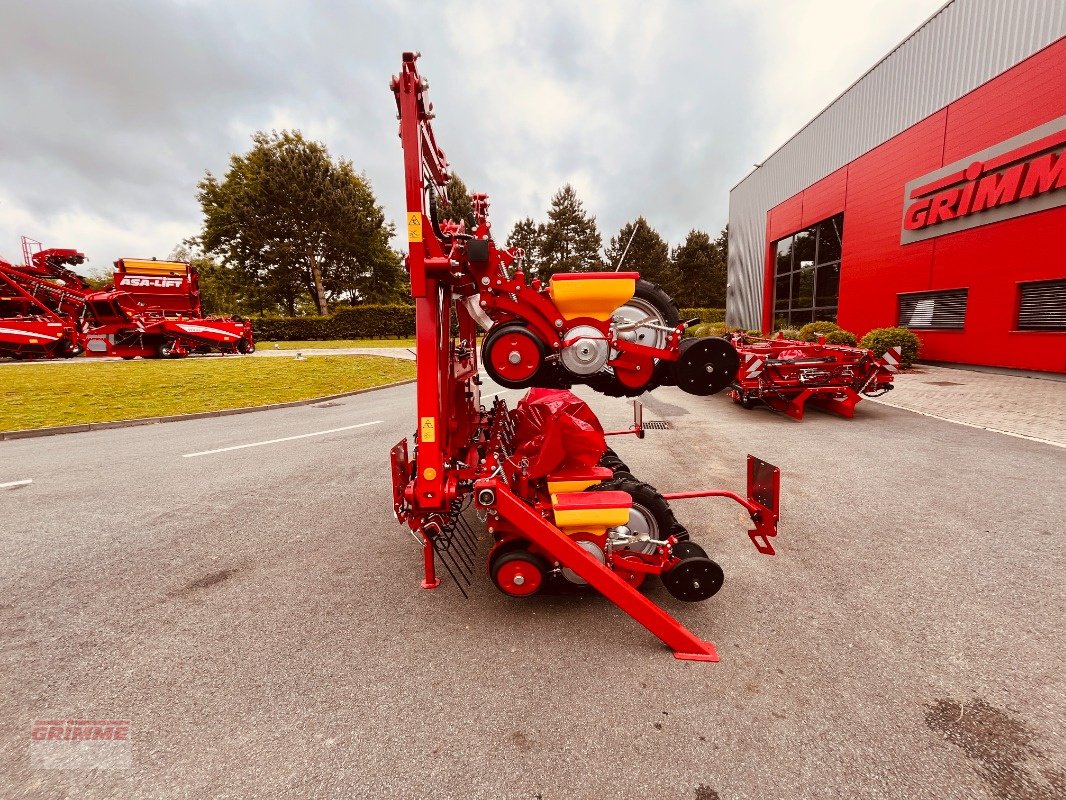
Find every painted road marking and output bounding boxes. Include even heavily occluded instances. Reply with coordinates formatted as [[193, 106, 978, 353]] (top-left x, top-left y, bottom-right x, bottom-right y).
[[182, 421, 382, 458], [0, 479, 33, 489]]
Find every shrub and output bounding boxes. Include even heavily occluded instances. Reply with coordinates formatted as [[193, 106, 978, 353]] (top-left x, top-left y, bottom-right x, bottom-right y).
[[679, 307, 726, 324], [798, 320, 840, 341], [744, 329, 764, 337], [824, 329, 858, 346], [776, 328, 801, 341], [859, 326, 921, 368], [253, 304, 417, 341]]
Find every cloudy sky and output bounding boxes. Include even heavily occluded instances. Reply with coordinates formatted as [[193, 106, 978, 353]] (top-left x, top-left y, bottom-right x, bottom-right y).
[[0, 0, 946, 272]]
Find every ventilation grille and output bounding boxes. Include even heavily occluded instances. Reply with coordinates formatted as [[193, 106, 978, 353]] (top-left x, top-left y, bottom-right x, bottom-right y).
[[898, 289, 968, 330], [640, 420, 674, 430], [1018, 280, 1066, 331]]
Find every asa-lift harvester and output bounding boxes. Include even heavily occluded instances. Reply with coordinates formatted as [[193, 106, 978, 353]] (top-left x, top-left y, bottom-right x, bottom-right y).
[[388, 52, 782, 662], [0, 237, 254, 360]]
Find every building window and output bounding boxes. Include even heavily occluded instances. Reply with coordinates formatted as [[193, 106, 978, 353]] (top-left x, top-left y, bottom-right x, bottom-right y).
[[771, 214, 842, 328], [1017, 279, 1066, 331], [898, 289, 968, 330]]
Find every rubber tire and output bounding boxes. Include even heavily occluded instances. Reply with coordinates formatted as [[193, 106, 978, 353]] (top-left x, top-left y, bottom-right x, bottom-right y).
[[482, 323, 548, 389], [672, 541, 708, 560], [586, 476, 687, 541], [630, 280, 681, 330], [121, 356, 136, 360], [662, 556, 725, 602], [157, 340, 176, 359], [237, 338, 253, 354], [491, 550, 551, 598]]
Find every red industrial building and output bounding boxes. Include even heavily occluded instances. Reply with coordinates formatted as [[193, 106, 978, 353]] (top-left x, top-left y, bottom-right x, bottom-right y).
[[728, 2, 1066, 374]]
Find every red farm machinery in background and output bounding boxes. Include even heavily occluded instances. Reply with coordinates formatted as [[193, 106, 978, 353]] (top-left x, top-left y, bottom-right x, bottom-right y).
[[388, 52, 781, 662], [726, 333, 901, 420], [0, 237, 254, 360]]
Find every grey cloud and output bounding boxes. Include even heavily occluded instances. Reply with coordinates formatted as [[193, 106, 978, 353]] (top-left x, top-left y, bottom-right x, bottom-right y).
[[0, 0, 934, 264]]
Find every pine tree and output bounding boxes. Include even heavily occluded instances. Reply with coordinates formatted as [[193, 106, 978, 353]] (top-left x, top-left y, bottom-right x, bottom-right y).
[[604, 217, 675, 289], [505, 217, 543, 280], [538, 185, 604, 278], [670, 227, 728, 308], [440, 174, 476, 232]]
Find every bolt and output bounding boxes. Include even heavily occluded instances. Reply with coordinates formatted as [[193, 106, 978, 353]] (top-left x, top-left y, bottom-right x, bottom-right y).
[[481, 277, 490, 285], [705, 364, 714, 372], [508, 351, 521, 364], [555, 320, 563, 327], [513, 575, 525, 586]]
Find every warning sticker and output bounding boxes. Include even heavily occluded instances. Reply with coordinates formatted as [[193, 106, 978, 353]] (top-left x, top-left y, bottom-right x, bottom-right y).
[[420, 416, 436, 443], [407, 213, 423, 243]]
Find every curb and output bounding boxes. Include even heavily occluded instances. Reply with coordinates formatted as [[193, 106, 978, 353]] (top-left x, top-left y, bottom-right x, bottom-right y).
[[0, 378, 417, 441]]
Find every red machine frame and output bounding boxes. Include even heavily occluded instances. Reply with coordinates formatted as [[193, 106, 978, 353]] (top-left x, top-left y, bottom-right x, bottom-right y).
[[389, 53, 781, 661], [727, 333, 900, 420], [0, 239, 254, 360]]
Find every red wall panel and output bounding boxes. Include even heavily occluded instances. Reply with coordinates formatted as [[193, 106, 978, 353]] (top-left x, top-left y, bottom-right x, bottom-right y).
[[760, 39, 1066, 373], [800, 166, 848, 228]]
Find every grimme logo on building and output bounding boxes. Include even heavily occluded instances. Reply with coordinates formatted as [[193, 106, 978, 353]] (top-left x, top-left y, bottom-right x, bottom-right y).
[[901, 115, 1066, 244]]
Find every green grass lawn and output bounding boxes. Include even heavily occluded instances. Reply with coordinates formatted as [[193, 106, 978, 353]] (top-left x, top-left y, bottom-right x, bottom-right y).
[[266, 339, 416, 349], [0, 356, 416, 432]]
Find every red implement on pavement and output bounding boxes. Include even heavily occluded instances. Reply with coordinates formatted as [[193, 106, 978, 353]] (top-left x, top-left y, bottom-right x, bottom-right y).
[[388, 53, 781, 662], [0, 238, 254, 360], [727, 333, 899, 420]]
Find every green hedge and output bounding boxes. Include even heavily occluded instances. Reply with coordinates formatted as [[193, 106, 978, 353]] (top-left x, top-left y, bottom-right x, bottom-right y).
[[254, 305, 416, 341], [680, 307, 726, 324], [859, 326, 921, 368], [255, 303, 728, 342]]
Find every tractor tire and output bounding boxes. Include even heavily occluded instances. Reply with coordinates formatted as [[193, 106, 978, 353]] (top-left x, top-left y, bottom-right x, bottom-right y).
[[157, 340, 176, 359], [237, 338, 254, 354], [585, 476, 688, 549], [611, 279, 681, 351]]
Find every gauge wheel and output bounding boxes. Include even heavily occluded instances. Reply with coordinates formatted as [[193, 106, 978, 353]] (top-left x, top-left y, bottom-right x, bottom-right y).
[[482, 323, 548, 389], [611, 280, 681, 352], [491, 550, 551, 598]]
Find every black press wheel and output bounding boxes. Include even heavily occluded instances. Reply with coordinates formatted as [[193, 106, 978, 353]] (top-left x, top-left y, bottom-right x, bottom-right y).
[[237, 338, 254, 354], [672, 541, 708, 560], [157, 340, 177, 359], [491, 550, 551, 597], [662, 556, 725, 602]]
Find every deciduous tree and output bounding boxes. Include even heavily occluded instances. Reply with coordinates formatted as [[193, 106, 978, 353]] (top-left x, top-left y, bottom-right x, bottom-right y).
[[197, 130, 404, 315]]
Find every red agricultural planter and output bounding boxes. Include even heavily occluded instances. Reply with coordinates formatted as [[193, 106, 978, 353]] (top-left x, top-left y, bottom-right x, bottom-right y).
[[0, 238, 254, 360], [727, 333, 900, 420], [388, 52, 781, 662]]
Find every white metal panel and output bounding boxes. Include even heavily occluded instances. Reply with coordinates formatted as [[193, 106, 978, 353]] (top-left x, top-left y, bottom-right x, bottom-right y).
[[726, 0, 1066, 328]]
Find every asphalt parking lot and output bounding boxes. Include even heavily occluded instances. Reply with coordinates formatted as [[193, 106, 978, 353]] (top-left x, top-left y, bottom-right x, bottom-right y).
[[1, 377, 1063, 799]]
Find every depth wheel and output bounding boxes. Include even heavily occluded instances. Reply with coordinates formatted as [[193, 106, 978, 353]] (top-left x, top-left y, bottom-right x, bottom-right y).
[[157, 340, 177, 359], [482, 323, 547, 389], [491, 551, 550, 597], [612, 280, 681, 352], [672, 337, 740, 396], [662, 556, 724, 602], [672, 541, 708, 560], [586, 476, 687, 553]]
